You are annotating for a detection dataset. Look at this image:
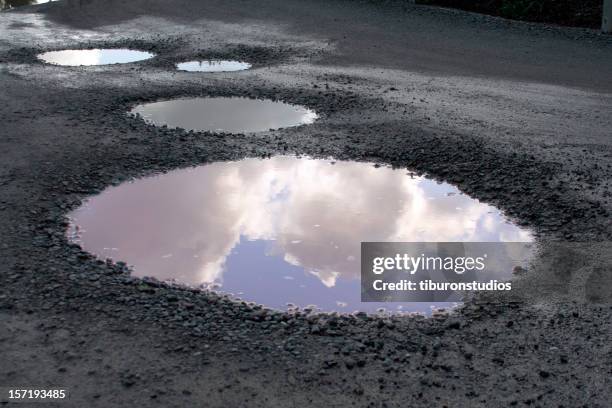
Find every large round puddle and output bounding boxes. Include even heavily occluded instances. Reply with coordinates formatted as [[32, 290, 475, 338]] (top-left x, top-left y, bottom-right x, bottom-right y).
[[130, 97, 317, 133], [68, 157, 532, 314], [38, 49, 155, 66], [176, 60, 252, 72]]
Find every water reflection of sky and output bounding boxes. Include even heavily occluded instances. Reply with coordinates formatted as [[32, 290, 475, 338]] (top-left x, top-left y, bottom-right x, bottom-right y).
[[69, 157, 532, 313], [130, 97, 318, 133], [176, 60, 252, 72], [38, 49, 154, 66]]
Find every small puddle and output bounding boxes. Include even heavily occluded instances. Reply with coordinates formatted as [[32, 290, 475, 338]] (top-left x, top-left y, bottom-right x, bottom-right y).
[[131, 97, 318, 133], [176, 60, 252, 72], [68, 157, 532, 314], [38, 49, 155, 66], [1, 0, 55, 10]]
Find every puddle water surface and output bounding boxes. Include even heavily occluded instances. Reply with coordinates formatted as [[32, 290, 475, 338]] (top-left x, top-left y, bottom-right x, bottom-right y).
[[176, 60, 251, 72], [131, 97, 317, 133], [38, 49, 155, 66], [1, 0, 55, 10], [69, 157, 532, 314]]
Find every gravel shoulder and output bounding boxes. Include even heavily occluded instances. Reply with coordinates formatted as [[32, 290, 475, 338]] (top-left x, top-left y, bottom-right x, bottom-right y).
[[1, 1, 611, 407]]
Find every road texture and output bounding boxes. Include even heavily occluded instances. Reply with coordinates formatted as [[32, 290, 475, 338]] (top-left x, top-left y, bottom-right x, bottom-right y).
[[1, 0, 611, 406]]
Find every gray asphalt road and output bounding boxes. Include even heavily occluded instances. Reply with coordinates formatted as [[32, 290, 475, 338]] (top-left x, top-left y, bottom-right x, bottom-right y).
[[1, 1, 611, 407]]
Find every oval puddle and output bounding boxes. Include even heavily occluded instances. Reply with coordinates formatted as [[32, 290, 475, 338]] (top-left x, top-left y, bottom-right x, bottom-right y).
[[130, 97, 318, 133], [38, 49, 155, 66], [68, 157, 532, 314], [176, 60, 252, 72]]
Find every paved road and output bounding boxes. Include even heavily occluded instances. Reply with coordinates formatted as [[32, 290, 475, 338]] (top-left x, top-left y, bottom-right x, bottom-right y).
[[1, 1, 611, 407]]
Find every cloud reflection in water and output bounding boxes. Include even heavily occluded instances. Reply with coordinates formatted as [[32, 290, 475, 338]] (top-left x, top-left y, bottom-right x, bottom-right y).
[[69, 157, 532, 313]]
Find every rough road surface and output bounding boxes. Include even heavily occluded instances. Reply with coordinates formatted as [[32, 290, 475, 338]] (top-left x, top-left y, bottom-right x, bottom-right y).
[[1, 0, 611, 407]]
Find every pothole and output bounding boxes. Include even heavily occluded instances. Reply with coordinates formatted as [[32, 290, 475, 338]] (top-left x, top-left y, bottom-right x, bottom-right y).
[[176, 60, 252, 72], [68, 156, 532, 314], [37, 49, 155, 66], [130, 97, 318, 133]]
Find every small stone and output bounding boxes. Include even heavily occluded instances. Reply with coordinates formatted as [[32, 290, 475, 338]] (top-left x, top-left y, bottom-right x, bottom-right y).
[[323, 359, 338, 369]]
